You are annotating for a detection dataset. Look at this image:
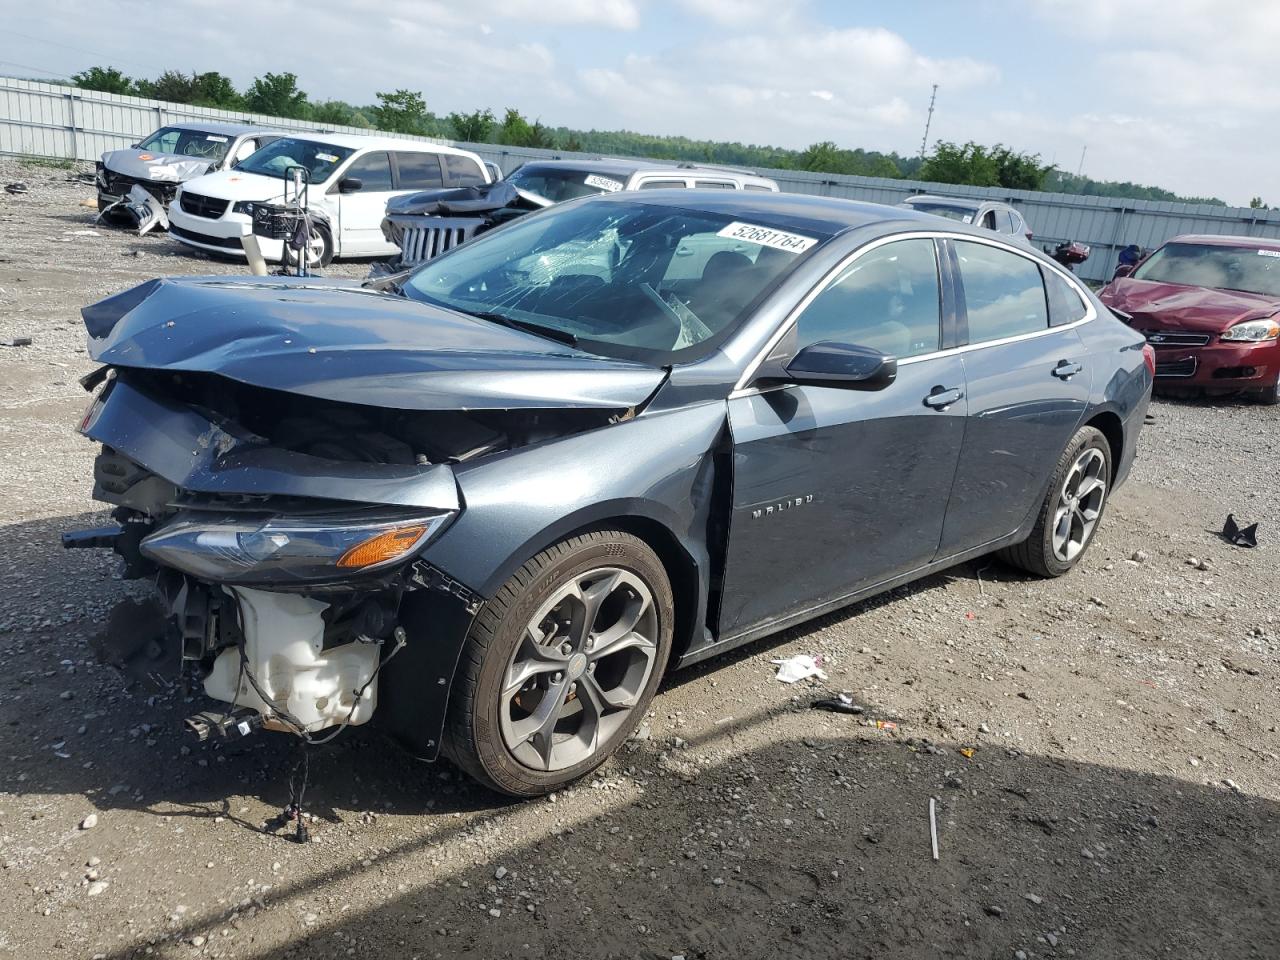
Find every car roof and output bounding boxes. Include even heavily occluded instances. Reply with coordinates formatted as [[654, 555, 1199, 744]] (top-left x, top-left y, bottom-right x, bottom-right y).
[[269, 132, 482, 157], [515, 158, 772, 182], [1166, 233, 1280, 251], [589, 188, 949, 235], [902, 194, 992, 211], [165, 121, 278, 136]]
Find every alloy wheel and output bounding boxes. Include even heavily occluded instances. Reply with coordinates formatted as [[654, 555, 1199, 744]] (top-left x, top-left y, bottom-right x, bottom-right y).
[[499, 567, 658, 771], [1051, 447, 1107, 562]]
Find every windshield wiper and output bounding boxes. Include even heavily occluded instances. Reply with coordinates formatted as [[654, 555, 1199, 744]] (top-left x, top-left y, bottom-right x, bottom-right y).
[[462, 309, 579, 346]]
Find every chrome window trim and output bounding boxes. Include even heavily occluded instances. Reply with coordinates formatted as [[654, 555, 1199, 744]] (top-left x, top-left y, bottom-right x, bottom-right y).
[[732, 229, 1097, 393]]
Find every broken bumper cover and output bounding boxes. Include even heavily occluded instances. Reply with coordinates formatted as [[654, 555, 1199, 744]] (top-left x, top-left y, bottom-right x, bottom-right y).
[[1149, 337, 1280, 391]]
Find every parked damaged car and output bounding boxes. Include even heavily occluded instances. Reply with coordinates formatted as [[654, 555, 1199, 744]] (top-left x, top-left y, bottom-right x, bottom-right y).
[[899, 194, 1034, 246], [381, 159, 779, 269], [67, 191, 1152, 797], [1100, 234, 1280, 403], [97, 122, 284, 234]]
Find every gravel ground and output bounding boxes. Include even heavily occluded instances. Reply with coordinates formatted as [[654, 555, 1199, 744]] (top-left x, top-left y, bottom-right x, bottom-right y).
[[0, 156, 1277, 960]]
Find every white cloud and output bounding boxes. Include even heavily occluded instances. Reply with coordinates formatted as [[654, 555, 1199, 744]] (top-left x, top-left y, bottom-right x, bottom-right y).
[[679, 0, 804, 25], [578, 25, 996, 148]]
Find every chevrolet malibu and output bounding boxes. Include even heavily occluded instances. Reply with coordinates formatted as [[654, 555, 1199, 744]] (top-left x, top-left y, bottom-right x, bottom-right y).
[[67, 192, 1152, 796], [1100, 234, 1280, 404]]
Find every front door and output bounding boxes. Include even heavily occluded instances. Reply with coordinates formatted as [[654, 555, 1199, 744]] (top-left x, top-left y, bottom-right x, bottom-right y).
[[335, 150, 397, 256], [937, 240, 1093, 555], [717, 237, 966, 638]]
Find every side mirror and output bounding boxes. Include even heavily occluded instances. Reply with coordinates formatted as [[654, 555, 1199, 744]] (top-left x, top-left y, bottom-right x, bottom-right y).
[[1112, 264, 1135, 278], [783, 341, 898, 391], [338, 177, 363, 194]]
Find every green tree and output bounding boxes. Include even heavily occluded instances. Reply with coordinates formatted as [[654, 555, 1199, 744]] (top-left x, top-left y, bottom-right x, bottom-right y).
[[497, 107, 535, 147], [1249, 196, 1268, 209], [371, 89, 429, 134], [919, 141, 1000, 186], [71, 66, 132, 95], [526, 121, 556, 149], [448, 108, 495, 143], [311, 100, 368, 127], [561, 134, 583, 153], [133, 70, 197, 103], [796, 141, 844, 172], [991, 145, 1053, 190], [244, 72, 309, 118], [189, 71, 241, 109]]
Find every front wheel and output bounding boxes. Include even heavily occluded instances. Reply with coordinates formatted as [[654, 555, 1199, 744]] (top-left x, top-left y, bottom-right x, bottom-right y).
[[282, 222, 333, 269], [444, 530, 674, 797], [1255, 379, 1280, 405], [999, 425, 1112, 577]]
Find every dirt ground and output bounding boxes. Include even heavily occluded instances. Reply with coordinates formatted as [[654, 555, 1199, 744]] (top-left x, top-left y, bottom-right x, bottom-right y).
[[0, 157, 1277, 960]]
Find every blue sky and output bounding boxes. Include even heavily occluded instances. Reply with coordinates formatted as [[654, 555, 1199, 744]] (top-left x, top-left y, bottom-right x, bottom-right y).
[[4, 0, 1276, 204]]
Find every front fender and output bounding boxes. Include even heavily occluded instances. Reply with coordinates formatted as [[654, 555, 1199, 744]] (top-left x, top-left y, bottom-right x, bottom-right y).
[[424, 402, 727, 600]]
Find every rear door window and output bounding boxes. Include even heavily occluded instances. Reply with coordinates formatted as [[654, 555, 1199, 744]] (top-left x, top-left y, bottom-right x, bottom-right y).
[[1043, 268, 1089, 326], [344, 151, 394, 191], [394, 152, 444, 190], [444, 154, 487, 186], [796, 238, 942, 359], [637, 179, 689, 189], [693, 180, 735, 189], [955, 240, 1049, 342]]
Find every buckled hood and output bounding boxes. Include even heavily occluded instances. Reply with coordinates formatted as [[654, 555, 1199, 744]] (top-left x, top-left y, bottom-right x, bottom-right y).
[[82, 277, 667, 412], [1104, 278, 1280, 333], [101, 148, 216, 183]]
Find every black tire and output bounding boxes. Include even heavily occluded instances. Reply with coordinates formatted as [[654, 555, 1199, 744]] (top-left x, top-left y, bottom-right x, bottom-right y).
[[283, 223, 333, 269], [444, 530, 674, 797], [1255, 380, 1280, 405], [998, 425, 1112, 578]]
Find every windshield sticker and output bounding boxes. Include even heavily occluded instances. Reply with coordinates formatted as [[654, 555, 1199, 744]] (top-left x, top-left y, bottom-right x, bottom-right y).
[[962, 214, 973, 223], [205, 135, 229, 143], [1257, 249, 1280, 258], [716, 221, 817, 254], [316, 152, 339, 163], [584, 174, 624, 192]]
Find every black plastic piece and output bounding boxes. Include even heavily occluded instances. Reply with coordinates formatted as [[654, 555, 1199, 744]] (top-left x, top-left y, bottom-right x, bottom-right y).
[[61, 524, 125, 550]]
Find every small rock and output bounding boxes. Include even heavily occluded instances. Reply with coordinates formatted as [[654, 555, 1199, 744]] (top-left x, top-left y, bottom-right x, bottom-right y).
[[1129, 549, 1148, 562], [1047, 932, 1060, 947], [86, 856, 100, 867], [1015, 951, 1027, 960], [1024, 893, 1043, 905], [979, 723, 992, 734], [488, 908, 501, 918], [495, 866, 508, 880], [1080, 847, 1094, 859], [79, 814, 98, 830], [87, 881, 108, 896], [60, 690, 74, 700], [712, 877, 724, 886], [191, 935, 206, 947], [984, 904, 1004, 918]]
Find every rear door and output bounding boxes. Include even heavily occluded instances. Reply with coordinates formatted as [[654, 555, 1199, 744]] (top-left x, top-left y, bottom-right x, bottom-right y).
[[335, 150, 397, 255], [717, 236, 968, 638], [936, 239, 1093, 555]]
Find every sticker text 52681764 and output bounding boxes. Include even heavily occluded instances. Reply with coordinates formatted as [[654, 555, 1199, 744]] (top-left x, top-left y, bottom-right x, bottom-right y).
[[716, 221, 817, 254]]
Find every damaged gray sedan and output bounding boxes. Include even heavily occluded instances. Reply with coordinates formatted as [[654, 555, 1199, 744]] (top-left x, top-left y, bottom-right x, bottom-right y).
[[66, 191, 1152, 796]]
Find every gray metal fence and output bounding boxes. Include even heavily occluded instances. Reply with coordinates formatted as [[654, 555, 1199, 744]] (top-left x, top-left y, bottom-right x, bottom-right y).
[[5, 75, 1280, 282]]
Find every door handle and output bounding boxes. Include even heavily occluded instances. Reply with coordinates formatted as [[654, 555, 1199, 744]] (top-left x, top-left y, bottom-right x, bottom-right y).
[[923, 386, 963, 410], [1053, 360, 1084, 380]]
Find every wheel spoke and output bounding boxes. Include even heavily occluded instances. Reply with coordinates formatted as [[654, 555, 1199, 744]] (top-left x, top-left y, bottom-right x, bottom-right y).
[[501, 628, 570, 699], [588, 628, 655, 662], [518, 677, 571, 771]]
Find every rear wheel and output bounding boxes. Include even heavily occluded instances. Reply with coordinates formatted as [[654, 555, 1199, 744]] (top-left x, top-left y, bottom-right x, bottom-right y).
[[999, 425, 1112, 577], [445, 530, 673, 797]]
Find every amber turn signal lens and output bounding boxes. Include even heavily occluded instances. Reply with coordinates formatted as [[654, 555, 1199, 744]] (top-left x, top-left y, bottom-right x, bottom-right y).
[[336, 525, 428, 569]]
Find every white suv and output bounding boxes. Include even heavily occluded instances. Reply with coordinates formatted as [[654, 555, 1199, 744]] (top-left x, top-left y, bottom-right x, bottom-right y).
[[167, 134, 490, 266]]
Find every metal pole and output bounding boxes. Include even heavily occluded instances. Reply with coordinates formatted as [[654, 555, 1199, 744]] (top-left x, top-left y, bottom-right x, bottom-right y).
[[919, 84, 938, 158], [1076, 145, 1087, 179]]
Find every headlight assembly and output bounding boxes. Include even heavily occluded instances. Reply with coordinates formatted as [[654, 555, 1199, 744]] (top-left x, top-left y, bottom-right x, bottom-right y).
[[1220, 318, 1280, 342], [140, 510, 454, 584], [232, 201, 256, 216]]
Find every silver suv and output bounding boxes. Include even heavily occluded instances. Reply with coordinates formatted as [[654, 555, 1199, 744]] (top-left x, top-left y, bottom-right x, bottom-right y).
[[503, 158, 779, 200], [898, 194, 1033, 245]]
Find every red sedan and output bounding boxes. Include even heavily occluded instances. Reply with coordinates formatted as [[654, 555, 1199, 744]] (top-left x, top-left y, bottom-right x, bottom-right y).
[[1099, 234, 1280, 404]]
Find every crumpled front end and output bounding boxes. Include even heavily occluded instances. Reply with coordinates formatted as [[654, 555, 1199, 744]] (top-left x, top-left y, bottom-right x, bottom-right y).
[[65, 276, 658, 751]]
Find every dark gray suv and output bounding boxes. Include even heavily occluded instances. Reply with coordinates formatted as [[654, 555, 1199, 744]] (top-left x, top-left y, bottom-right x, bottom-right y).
[[69, 191, 1152, 796]]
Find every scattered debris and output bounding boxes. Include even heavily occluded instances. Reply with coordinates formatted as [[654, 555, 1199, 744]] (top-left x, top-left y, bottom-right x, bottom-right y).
[[872, 720, 898, 732], [1222, 514, 1259, 548], [1129, 549, 1149, 563], [1, 336, 32, 347], [772, 654, 827, 684], [959, 747, 976, 759], [928, 797, 939, 861], [4, 182, 28, 195], [811, 693, 864, 715], [79, 814, 97, 830]]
